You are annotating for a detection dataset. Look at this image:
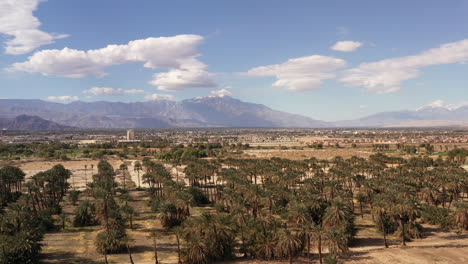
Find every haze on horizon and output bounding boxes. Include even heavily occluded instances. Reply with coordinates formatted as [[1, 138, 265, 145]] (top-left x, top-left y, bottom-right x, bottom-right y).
[[0, 0, 467, 121]]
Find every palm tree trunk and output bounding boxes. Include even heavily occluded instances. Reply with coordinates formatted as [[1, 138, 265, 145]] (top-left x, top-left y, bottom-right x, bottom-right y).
[[400, 220, 406, 246], [123, 171, 126, 189], [176, 233, 182, 264], [127, 244, 135, 264], [380, 211, 388, 248], [360, 201, 363, 218], [153, 236, 159, 264], [289, 247, 293, 264], [137, 171, 141, 188], [318, 235, 323, 264]]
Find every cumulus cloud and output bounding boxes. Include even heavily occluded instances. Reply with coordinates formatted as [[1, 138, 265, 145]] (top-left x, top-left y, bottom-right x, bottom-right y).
[[421, 100, 468, 110], [145, 93, 175, 101], [340, 39, 468, 93], [247, 55, 347, 91], [124, 89, 146, 94], [47, 95, 79, 101], [330, 41, 363, 52], [10, 35, 216, 91], [210, 88, 233, 97], [83, 87, 148, 96], [0, 0, 68, 54], [149, 58, 216, 91]]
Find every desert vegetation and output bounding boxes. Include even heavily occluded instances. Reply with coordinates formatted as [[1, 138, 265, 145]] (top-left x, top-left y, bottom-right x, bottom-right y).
[[0, 141, 467, 263]]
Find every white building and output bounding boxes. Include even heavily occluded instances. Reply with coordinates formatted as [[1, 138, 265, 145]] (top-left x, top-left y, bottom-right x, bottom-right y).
[[127, 130, 135, 141]]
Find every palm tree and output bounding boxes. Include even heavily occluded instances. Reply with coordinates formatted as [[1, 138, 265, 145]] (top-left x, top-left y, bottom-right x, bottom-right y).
[[275, 228, 303, 264], [84, 164, 88, 186], [326, 230, 348, 256], [356, 192, 366, 218], [454, 202, 468, 231], [148, 231, 159, 264], [134, 161, 142, 188], [309, 223, 327, 264], [120, 163, 128, 189], [185, 236, 208, 264], [126, 244, 135, 264], [255, 235, 277, 260], [174, 226, 183, 264]]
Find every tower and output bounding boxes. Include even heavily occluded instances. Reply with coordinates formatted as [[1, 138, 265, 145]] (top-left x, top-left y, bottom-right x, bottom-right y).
[[127, 130, 135, 141]]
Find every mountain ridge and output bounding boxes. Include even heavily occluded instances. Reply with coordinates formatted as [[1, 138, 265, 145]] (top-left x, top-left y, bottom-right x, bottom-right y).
[[0, 115, 74, 130], [0, 97, 328, 129], [1, 97, 467, 129]]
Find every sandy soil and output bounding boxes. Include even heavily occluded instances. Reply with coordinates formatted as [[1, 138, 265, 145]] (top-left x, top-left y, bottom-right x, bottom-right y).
[[17, 160, 145, 191], [342, 211, 468, 264], [244, 148, 375, 160]]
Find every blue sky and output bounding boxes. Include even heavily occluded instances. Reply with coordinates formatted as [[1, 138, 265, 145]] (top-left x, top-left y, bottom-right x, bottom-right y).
[[0, 0, 467, 121]]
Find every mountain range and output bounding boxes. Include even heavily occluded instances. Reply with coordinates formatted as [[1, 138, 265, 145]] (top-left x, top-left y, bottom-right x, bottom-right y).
[[0, 97, 467, 130], [0, 115, 73, 130]]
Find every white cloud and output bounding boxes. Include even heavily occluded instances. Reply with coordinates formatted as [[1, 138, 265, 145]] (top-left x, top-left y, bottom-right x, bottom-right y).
[[47, 95, 79, 101], [359, 105, 368, 109], [83, 87, 148, 96], [83, 87, 124, 96], [145, 93, 175, 101], [210, 88, 233, 97], [0, 0, 68, 54], [247, 55, 347, 91], [10, 35, 216, 91], [149, 58, 216, 91], [330, 41, 363, 52], [124, 89, 146, 94], [341, 39, 468, 93], [421, 100, 468, 110]]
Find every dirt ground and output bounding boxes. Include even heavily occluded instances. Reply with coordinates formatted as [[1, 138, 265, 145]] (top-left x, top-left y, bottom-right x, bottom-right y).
[[244, 148, 374, 160], [343, 211, 468, 264]]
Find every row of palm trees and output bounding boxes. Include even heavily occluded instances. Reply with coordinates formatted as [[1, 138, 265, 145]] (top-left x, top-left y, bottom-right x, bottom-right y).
[[0, 164, 72, 263], [0, 166, 25, 206], [141, 152, 467, 263]]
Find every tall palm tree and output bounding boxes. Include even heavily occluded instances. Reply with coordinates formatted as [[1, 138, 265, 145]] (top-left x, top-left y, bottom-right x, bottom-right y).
[[84, 165, 88, 186], [454, 202, 468, 231], [275, 228, 303, 264], [120, 163, 128, 189], [309, 223, 327, 264], [173, 226, 183, 264], [134, 161, 142, 188], [148, 231, 159, 264], [185, 236, 208, 264]]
